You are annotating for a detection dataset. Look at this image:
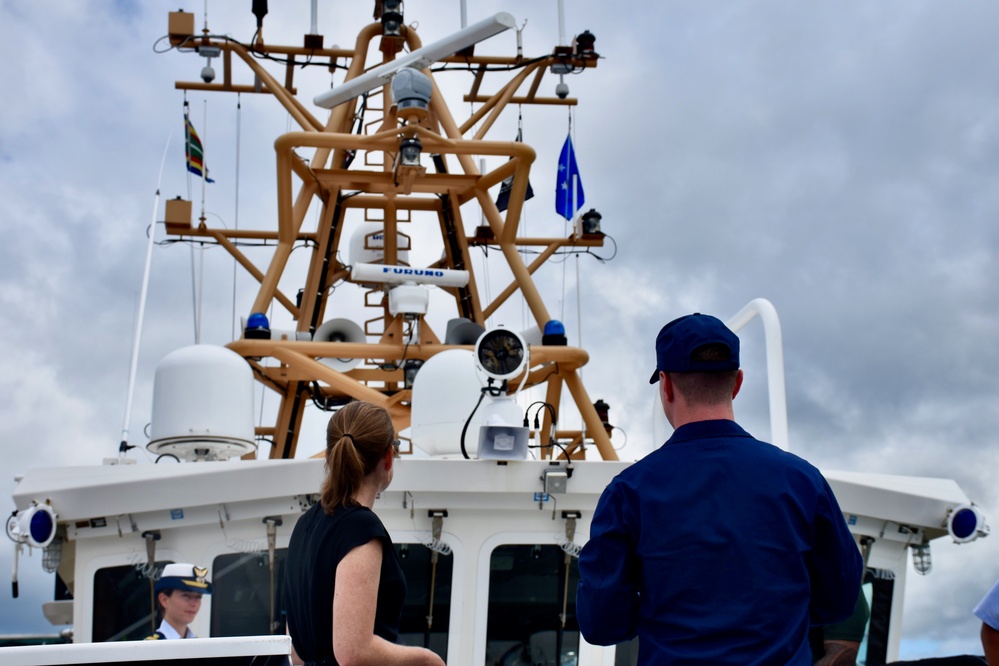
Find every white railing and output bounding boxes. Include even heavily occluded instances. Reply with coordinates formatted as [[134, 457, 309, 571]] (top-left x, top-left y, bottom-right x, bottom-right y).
[[726, 298, 789, 450], [0, 635, 291, 666]]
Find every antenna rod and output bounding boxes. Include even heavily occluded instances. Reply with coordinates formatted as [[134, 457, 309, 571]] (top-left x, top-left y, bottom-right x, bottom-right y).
[[557, 0, 566, 46], [460, 0, 467, 28], [119, 135, 172, 455]]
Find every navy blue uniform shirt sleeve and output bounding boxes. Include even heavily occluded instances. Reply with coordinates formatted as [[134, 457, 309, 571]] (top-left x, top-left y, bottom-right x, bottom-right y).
[[576, 480, 640, 645], [808, 478, 865, 626]]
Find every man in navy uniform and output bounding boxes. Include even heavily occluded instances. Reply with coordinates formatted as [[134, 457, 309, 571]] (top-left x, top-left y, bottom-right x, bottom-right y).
[[576, 313, 863, 664], [146, 563, 213, 639]]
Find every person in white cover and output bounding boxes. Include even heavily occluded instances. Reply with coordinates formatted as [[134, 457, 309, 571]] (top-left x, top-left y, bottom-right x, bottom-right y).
[[145, 563, 213, 640]]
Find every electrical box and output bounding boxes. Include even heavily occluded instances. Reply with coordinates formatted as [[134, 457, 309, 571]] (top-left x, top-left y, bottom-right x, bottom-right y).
[[164, 197, 192, 234], [544, 469, 568, 494], [168, 11, 195, 47]]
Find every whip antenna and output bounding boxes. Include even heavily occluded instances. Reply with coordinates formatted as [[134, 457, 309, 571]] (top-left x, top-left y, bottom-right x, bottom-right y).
[[119, 134, 172, 458]]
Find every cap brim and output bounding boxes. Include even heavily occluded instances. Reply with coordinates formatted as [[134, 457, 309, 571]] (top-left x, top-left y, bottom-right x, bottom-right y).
[[154, 579, 213, 595], [649, 369, 659, 384]]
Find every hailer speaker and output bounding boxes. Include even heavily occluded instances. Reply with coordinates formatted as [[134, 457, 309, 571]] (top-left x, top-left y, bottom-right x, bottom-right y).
[[314, 318, 366, 372], [444, 317, 486, 345]]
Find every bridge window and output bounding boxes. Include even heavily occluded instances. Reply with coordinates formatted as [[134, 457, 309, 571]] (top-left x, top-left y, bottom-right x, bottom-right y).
[[211, 550, 289, 636], [486, 544, 580, 666], [209, 541, 452, 660], [92, 560, 174, 642], [395, 543, 453, 661]]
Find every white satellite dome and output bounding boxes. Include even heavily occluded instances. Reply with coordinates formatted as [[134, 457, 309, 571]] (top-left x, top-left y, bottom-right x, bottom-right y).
[[147, 345, 256, 461]]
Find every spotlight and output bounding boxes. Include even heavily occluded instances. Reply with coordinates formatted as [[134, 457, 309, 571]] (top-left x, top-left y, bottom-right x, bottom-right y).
[[475, 328, 527, 381]]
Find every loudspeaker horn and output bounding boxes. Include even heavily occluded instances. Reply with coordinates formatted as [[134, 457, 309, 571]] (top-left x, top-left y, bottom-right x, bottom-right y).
[[314, 318, 366, 372], [444, 317, 486, 345]]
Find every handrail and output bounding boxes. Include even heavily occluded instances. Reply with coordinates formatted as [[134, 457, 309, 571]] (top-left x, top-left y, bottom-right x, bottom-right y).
[[726, 298, 789, 450]]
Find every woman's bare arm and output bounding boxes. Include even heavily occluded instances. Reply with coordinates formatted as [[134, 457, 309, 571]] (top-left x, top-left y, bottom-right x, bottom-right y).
[[333, 539, 445, 666]]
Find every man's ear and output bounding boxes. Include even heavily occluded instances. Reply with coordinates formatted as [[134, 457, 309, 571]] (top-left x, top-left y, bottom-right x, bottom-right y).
[[732, 369, 744, 399], [661, 372, 675, 403], [384, 448, 394, 470]]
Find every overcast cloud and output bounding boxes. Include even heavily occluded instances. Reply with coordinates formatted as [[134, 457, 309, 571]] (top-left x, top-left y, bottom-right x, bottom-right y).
[[0, 0, 996, 659]]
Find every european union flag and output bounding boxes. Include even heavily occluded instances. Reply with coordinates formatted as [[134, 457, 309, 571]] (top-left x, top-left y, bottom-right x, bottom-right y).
[[555, 134, 584, 220]]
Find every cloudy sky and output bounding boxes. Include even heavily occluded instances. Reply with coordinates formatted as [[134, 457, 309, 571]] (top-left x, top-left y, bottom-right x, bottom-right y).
[[1, 0, 996, 659]]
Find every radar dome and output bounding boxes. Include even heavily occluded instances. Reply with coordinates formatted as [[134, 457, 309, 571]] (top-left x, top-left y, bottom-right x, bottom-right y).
[[147, 345, 256, 461]]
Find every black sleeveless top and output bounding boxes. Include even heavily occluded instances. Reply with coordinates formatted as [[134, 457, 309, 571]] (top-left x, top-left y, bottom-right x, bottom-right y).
[[284, 503, 406, 664]]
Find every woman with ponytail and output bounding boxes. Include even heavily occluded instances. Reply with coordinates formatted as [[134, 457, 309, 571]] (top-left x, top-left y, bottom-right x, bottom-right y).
[[284, 401, 444, 666]]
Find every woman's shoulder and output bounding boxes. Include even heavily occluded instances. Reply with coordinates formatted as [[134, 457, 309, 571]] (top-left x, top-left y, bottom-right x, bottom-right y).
[[337, 505, 388, 532], [308, 504, 388, 538]]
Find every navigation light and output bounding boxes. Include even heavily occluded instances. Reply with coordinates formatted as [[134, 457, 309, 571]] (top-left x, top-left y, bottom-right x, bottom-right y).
[[947, 504, 989, 544], [8, 501, 58, 548]]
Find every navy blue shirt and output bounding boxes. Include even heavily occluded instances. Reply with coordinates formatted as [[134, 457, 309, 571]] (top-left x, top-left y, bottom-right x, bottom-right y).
[[576, 420, 863, 665], [284, 504, 406, 665]]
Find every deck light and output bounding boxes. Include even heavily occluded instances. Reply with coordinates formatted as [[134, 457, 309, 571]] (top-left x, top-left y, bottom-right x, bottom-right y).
[[580, 208, 602, 234], [381, 0, 404, 37], [574, 30, 596, 57], [399, 137, 423, 167], [911, 543, 932, 575]]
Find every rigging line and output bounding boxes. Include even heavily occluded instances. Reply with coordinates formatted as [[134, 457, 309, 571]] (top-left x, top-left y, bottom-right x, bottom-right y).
[[232, 94, 242, 341], [193, 99, 211, 344], [119, 132, 173, 453], [479, 157, 492, 327], [184, 94, 192, 202]]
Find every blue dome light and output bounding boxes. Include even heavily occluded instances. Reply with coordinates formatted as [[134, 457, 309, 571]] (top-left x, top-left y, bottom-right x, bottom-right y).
[[544, 320, 565, 336], [246, 312, 270, 330]]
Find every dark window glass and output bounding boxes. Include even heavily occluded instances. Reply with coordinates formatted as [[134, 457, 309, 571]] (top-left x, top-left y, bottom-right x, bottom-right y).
[[486, 544, 579, 666], [395, 543, 452, 661], [211, 550, 288, 637], [92, 560, 173, 642], [210, 542, 453, 652]]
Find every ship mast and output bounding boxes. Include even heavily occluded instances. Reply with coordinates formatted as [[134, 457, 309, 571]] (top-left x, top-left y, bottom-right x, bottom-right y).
[[166, 2, 612, 461]]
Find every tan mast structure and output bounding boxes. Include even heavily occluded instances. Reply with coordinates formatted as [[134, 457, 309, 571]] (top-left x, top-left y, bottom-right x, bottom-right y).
[[167, 5, 614, 461]]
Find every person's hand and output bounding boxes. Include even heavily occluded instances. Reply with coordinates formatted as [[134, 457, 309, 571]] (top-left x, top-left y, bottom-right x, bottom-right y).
[[814, 640, 859, 666]]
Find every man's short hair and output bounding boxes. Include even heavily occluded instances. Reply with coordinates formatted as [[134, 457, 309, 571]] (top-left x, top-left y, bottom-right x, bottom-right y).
[[667, 344, 739, 405]]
